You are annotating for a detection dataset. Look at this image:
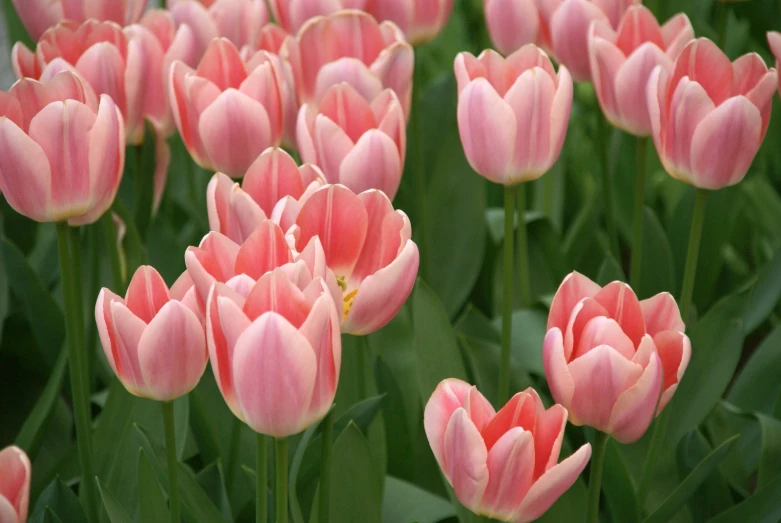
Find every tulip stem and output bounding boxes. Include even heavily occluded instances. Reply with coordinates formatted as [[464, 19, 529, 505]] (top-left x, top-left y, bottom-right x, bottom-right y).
[[276, 438, 289, 523], [598, 115, 620, 258], [499, 185, 517, 404], [629, 137, 648, 289], [56, 222, 99, 523], [586, 431, 609, 523], [162, 401, 181, 523], [318, 409, 334, 523], [257, 434, 267, 523], [680, 189, 708, 323]]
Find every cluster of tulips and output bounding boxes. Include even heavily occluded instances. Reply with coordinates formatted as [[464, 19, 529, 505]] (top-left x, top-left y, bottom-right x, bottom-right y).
[[0, 0, 779, 522]]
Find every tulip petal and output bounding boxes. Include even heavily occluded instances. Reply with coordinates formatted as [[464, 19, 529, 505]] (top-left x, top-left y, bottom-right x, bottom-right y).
[[550, 0, 609, 81], [532, 403, 568, 478], [481, 391, 537, 451], [125, 265, 171, 323], [350, 191, 401, 281], [239, 61, 284, 143], [608, 350, 662, 443], [0, 118, 52, 222], [593, 281, 645, 347], [614, 43, 671, 136], [563, 297, 610, 360], [661, 13, 694, 60], [443, 408, 489, 510], [0, 445, 31, 522], [547, 272, 601, 332], [170, 0, 219, 59], [482, 428, 535, 519], [485, 0, 540, 56], [124, 26, 166, 142], [206, 172, 266, 244], [317, 83, 377, 144], [298, 292, 341, 418], [75, 42, 127, 117], [314, 58, 384, 106], [196, 38, 247, 90], [589, 34, 624, 128], [339, 130, 402, 198], [614, 5, 664, 57], [370, 41, 414, 113], [95, 288, 124, 379], [185, 232, 241, 303], [639, 292, 683, 336], [234, 220, 292, 280], [244, 269, 311, 327], [572, 316, 635, 360], [542, 328, 575, 408], [110, 301, 148, 396], [668, 38, 732, 107], [654, 330, 691, 413], [312, 115, 355, 184], [243, 148, 307, 216]]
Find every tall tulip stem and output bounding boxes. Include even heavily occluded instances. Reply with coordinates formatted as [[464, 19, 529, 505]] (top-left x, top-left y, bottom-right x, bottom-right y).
[[680, 189, 708, 322], [162, 401, 181, 523], [586, 431, 609, 523], [516, 183, 531, 308], [318, 410, 334, 523], [256, 434, 268, 523], [276, 438, 289, 523], [499, 185, 517, 404], [56, 222, 98, 523], [598, 115, 620, 257], [630, 137, 648, 289]]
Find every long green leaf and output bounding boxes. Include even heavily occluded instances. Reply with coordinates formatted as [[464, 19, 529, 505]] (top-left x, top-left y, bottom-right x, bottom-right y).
[[138, 449, 169, 523], [327, 423, 382, 522], [96, 479, 133, 523], [709, 471, 781, 523], [382, 476, 455, 523], [29, 478, 87, 523]]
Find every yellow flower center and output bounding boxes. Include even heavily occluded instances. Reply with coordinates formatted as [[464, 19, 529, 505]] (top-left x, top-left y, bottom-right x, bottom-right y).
[[336, 275, 358, 318]]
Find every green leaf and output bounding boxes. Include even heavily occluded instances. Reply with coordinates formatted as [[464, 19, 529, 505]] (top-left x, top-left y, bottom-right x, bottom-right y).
[[195, 462, 233, 521], [96, 479, 134, 523], [29, 478, 87, 523], [709, 471, 781, 523], [328, 423, 382, 523], [138, 449, 169, 523], [638, 207, 676, 299], [728, 324, 781, 414], [643, 435, 738, 523], [382, 476, 455, 523], [601, 439, 639, 523], [133, 120, 161, 241], [743, 246, 781, 333], [173, 395, 189, 459], [675, 430, 734, 521], [290, 422, 320, 523], [489, 308, 548, 376], [596, 254, 625, 286]]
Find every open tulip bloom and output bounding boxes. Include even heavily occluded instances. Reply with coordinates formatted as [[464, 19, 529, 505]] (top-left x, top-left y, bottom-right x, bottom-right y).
[[485, 0, 545, 56], [269, 0, 369, 34], [11, 0, 147, 41]]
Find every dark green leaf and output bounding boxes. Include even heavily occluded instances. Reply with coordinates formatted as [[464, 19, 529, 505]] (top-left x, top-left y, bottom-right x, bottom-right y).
[[675, 430, 734, 520], [328, 423, 382, 523], [96, 479, 133, 523], [382, 476, 455, 523], [596, 254, 625, 286], [638, 207, 676, 299], [196, 462, 233, 521], [743, 246, 781, 333], [602, 439, 639, 523], [290, 422, 320, 523], [728, 324, 781, 414], [709, 471, 781, 523], [29, 478, 87, 523], [138, 449, 169, 523], [133, 120, 161, 241], [489, 308, 548, 376]]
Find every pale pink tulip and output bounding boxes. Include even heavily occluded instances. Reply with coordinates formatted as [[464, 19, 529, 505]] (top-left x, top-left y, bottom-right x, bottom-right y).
[[206, 263, 341, 436], [282, 10, 414, 114], [485, 0, 543, 56], [589, 6, 693, 136], [543, 272, 691, 443], [268, 0, 369, 34], [369, 0, 454, 45], [769, 32, 781, 96], [169, 0, 216, 7], [11, 0, 147, 41], [647, 38, 777, 190], [424, 379, 591, 522], [297, 84, 406, 198], [257, 24, 289, 54], [95, 266, 207, 401], [455, 46, 572, 185], [207, 148, 325, 243], [169, 38, 284, 177], [244, 48, 299, 149], [0, 72, 124, 225], [0, 446, 31, 523]]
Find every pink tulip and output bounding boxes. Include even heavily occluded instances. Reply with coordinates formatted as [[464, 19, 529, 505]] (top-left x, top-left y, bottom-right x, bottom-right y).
[[540, 0, 638, 82], [424, 379, 591, 522], [485, 0, 543, 56], [169, 38, 284, 177], [543, 272, 691, 443], [244, 48, 299, 149], [206, 263, 341, 436], [268, 0, 369, 34], [207, 148, 325, 243], [297, 84, 406, 198], [647, 38, 777, 190], [282, 10, 414, 114], [369, 0, 454, 45], [292, 184, 419, 335], [0, 72, 124, 225], [589, 6, 693, 136], [0, 446, 31, 523], [769, 32, 781, 97], [455, 46, 572, 185], [96, 266, 207, 401], [169, 0, 216, 7], [10, 0, 147, 41]]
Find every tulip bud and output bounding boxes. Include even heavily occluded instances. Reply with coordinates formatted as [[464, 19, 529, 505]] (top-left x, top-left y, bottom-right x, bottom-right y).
[[268, 0, 370, 34], [0, 446, 31, 523], [369, 0, 454, 46], [485, 0, 541, 56], [11, 0, 147, 41]]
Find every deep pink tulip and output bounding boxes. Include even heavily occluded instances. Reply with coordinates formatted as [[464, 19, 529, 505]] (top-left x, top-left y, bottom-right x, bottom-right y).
[[169, 38, 284, 177], [540, 0, 638, 81], [369, 0, 454, 45], [769, 32, 781, 96], [485, 0, 542, 56], [543, 272, 691, 443], [268, 0, 369, 34], [206, 263, 341, 436], [424, 379, 591, 522], [455, 46, 572, 185], [96, 266, 207, 401], [207, 148, 325, 243], [647, 38, 777, 190], [292, 184, 419, 335], [589, 6, 693, 136], [11, 0, 147, 41], [297, 84, 406, 198], [0, 446, 31, 523], [0, 72, 124, 225], [282, 10, 414, 114]]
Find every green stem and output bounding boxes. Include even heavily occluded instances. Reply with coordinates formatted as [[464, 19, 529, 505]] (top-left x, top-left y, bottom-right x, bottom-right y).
[[162, 401, 180, 523], [318, 409, 334, 523], [680, 189, 708, 323], [356, 335, 369, 399], [629, 137, 648, 289], [56, 223, 98, 523], [101, 213, 124, 291], [542, 167, 556, 218], [276, 438, 289, 523], [499, 186, 516, 404], [586, 432, 610, 523], [637, 409, 671, 511], [516, 183, 531, 308], [256, 434, 267, 523], [226, 417, 242, 495], [598, 115, 620, 257]]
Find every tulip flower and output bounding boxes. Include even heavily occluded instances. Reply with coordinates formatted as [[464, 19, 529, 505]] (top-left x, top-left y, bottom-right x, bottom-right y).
[[11, 0, 147, 41], [297, 84, 406, 198], [293, 184, 419, 335], [169, 38, 284, 177], [0, 72, 124, 225], [207, 148, 324, 243], [454, 46, 572, 185], [647, 38, 777, 190], [768, 32, 781, 96], [543, 272, 691, 443], [0, 446, 31, 523], [268, 0, 369, 34], [244, 48, 299, 149], [282, 10, 414, 114], [424, 379, 591, 522], [95, 266, 207, 401], [206, 263, 341, 436], [369, 0, 454, 45], [589, 6, 693, 136], [484, 0, 543, 56]]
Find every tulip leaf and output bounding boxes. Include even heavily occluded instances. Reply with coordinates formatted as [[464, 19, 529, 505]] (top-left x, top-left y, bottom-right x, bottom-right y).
[[133, 120, 161, 241], [601, 439, 640, 523], [675, 430, 734, 520], [138, 449, 169, 523], [638, 206, 676, 299], [327, 423, 382, 523], [382, 476, 455, 523], [596, 254, 625, 286], [728, 324, 781, 414], [29, 477, 87, 523], [96, 478, 134, 523], [708, 470, 781, 523], [290, 422, 320, 523], [195, 462, 233, 521], [742, 245, 781, 334]]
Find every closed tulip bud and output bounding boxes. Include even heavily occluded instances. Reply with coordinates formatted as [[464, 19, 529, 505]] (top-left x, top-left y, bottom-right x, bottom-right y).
[[589, 6, 693, 136], [647, 38, 777, 190], [282, 10, 414, 115], [485, 0, 543, 56], [0, 446, 31, 523], [206, 264, 341, 436], [0, 72, 124, 225], [455, 46, 572, 185], [11, 0, 147, 41], [96, 266, 207, 401], [369, 0, 454, 46], [543, 272, 691, 443], [269, 0, 369, 34], [424, 379, 591, 522], [169, 38, 285, 177], [297, 85, 406, 198], [768, 32, 781, 96]]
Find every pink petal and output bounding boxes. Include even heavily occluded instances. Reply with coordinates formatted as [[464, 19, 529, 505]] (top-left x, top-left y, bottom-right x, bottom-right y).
[[482, 428, 535, 519], [589, 33, 625, 131], [654, 330, 691, 413], [74, 42, 127, 119], [485, 0, 540, 56], [593, 281, 646, 347], [0, 118, 52, 222], [550, 0, 610, 81], [234, 220, 292, 280], [768, 31, 781, 66], [312, 115, 355, 184], [11, 0, 63, 41], [639, 292, 684, 336], [542, 328, 575, 408], [169, 62, 211, 166], [195, 38, 248, 90], [185, 232, 241, 303], [547, 272, 601, 332], [170, 0, 219, 59], [370, 41, 414, 114], [109, 301, 148, 396], [210, 0, 268, 50], [531, 402, 568, 479], [0, 445, 31, 523], [313, 58, 384, 106], [206, 172, 266, 244], [125, 265, 171, 323], [317, 83, 377, 143], [661, 13, 694, 60], [663, 77, 716, 180], [572, 316, 635, 360], [563, 297, 609, 359], [350, 190, 402, 281], [667, 38, 733, 107], [614, 5, 664, 57], [339, 130, 402, 198], [481, 391, 537, 451], [608, 350, 662, 443], [443, 408, 489, 511], [242, 148, 307, 216], [298, 291, 341, 419], [548, 65, 573, 168], [243, 269, 311, 327], [239, 61, 284, 143], [732, 53, 776, 138], [614, 43, 671, 136], [123, 25, 166, 143], [371, 89, 406, 158], [95, 288, 125, 380]]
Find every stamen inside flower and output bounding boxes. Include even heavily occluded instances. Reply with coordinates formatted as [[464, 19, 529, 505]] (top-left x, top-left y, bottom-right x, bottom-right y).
[[343, 289, 358, 318]]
